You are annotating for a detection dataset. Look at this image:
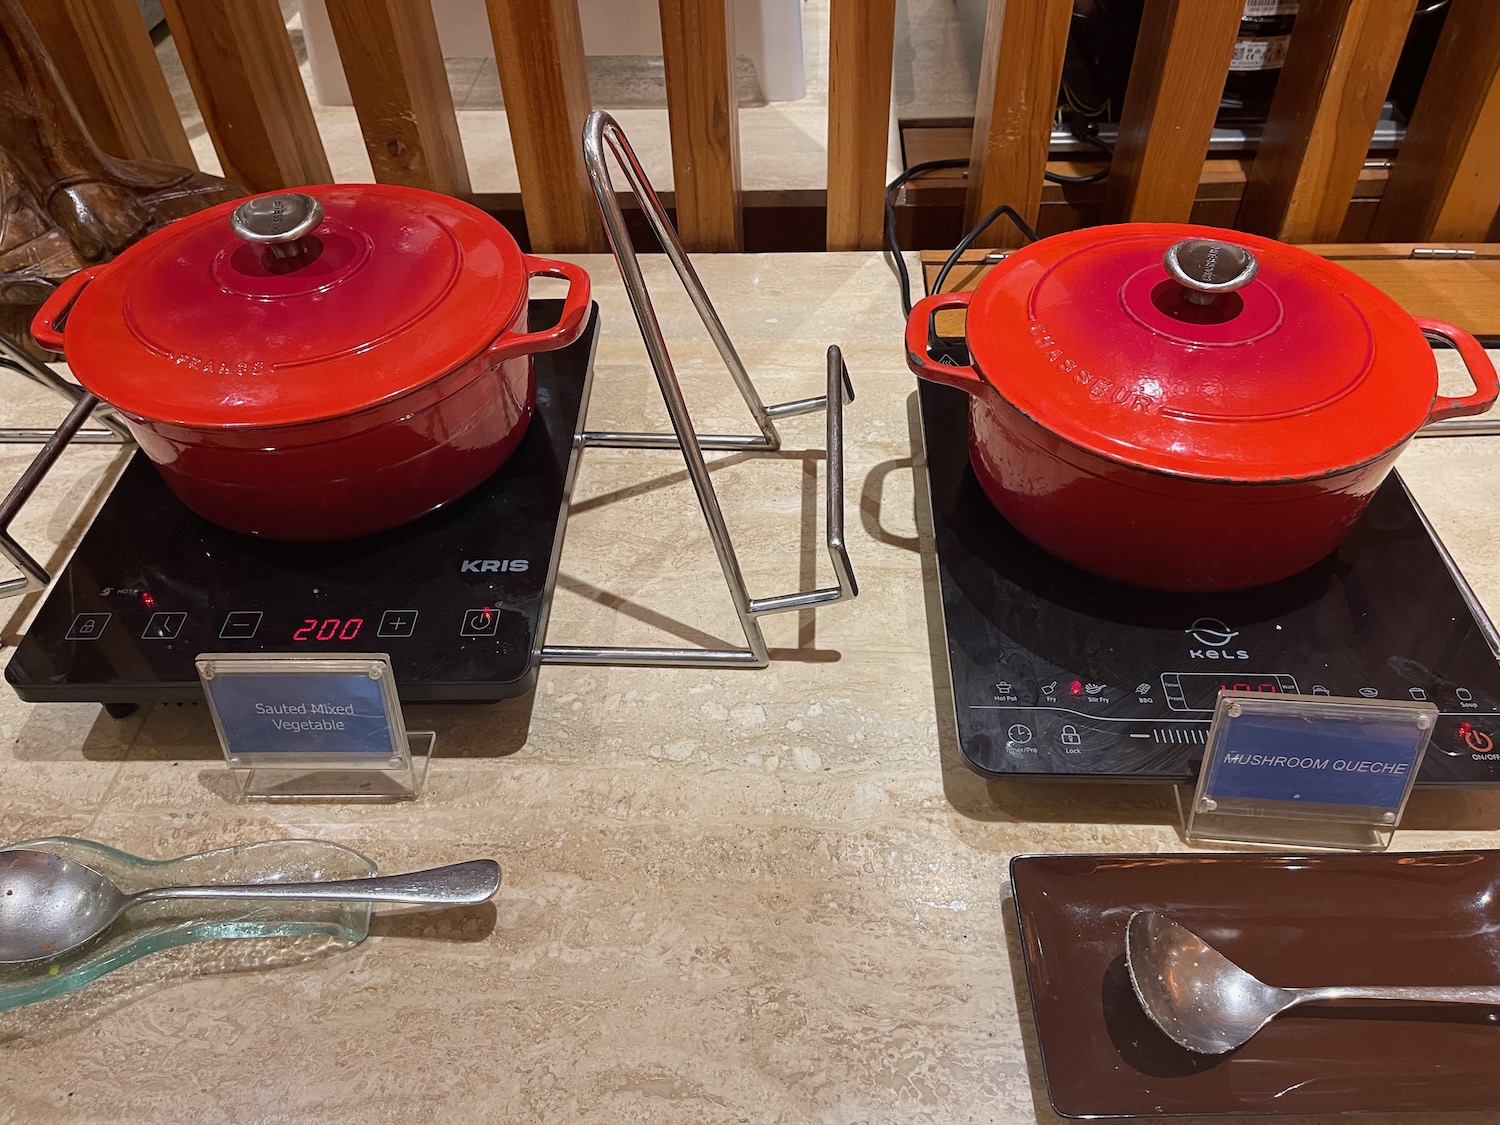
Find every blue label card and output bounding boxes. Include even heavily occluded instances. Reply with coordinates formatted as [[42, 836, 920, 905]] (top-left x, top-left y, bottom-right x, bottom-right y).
[[198, 653, 406, 765], [1208, 714, 1420, 807], [1201, 692, 1434, 811]]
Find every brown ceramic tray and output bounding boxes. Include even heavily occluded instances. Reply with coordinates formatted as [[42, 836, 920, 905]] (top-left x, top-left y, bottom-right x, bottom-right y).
[[1010, 851, 1500, 1118]]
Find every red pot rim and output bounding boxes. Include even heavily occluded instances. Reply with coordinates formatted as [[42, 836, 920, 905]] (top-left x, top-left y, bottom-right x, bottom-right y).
[[962, 223, 1448, 482], [54, 185, 528, 430]]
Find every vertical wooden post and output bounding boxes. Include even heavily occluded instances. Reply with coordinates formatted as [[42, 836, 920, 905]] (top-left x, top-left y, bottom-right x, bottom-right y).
[[484, 0, 603, 253], [324, 0, 470, 196], [825, 0, 895, 251], [1238, 0, 1419, 241], [658, 0, 741, 251], [19, 0, 195, 166], [1369, 0, 1500, 242], [964, 0, 1071, 248], [160, 0, 331, 191], [1103, 0, 1243, 223]]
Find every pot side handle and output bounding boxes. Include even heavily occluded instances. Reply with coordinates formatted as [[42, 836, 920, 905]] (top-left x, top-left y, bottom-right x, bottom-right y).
[[1419, 317, 1500, 423], [30, 266, 101, 352], [489, 255, 592, 360], [905, 291, 987, 399]]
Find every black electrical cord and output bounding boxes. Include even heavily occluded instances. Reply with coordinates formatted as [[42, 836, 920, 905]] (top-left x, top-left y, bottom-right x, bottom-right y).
[[930, 203, 1039, 309], [884, 117, 1113, 313], [884, 157, 969, 316], [1043, 116, 1114, 185]]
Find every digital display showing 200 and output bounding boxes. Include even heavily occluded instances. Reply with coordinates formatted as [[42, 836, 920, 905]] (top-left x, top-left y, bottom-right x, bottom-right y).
[[292, 617, 364, 642]]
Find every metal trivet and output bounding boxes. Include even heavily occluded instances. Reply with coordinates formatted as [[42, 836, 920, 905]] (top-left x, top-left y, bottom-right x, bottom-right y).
[[539, 111, 857, 669]]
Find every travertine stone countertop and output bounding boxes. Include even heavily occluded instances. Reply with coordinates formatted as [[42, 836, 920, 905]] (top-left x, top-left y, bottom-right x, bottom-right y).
[[2, 253, 1500, 1125]]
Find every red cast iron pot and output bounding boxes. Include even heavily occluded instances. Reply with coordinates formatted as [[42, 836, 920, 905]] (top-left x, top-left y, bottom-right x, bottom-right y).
[[906, 223, 1499, 592], [32, 185, 590, 541]]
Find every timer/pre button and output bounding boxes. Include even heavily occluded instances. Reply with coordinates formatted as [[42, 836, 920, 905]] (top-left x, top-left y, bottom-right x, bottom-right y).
[[142, 612, 186, 641]]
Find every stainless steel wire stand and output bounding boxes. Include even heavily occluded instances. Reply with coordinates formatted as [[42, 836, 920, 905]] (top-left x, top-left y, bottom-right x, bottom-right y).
[[0, 328, 130, 598], [1418, 417, 1500, 438], [0, 334, 129, 444], [540, 111, 858, 669], [1402, 332, 1500, 649], [0, 390, 104, 598]]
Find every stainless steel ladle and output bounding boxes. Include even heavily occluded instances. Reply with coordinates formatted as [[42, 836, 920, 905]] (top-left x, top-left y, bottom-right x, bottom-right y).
[[1126, 910, 1500, 1054], [0, 848, 500, 965]]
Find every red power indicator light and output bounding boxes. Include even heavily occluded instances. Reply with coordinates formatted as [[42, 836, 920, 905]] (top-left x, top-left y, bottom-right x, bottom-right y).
[[1070, 680, 1083, 696], [141, 591, 156, 609]]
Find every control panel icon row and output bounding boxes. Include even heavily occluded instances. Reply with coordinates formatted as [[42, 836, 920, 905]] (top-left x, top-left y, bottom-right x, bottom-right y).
[[61, 608, 505, 642]]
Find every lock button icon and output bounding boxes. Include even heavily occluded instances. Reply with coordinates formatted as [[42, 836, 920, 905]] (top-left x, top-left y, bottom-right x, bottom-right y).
[[1061, 724, 1081, 747]]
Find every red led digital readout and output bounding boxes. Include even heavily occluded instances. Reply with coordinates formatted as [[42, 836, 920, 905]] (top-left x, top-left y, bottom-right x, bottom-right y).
[[292, 617, 364, 642], [1220, 682, 1283, 693]]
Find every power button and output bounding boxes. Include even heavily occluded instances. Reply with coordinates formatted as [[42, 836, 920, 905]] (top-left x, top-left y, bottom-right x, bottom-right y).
[[1464, 727, 1494, 753]]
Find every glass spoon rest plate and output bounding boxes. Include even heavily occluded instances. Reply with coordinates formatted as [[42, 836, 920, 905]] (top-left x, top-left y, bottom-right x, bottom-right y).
[[0, 837, 374, 1012]]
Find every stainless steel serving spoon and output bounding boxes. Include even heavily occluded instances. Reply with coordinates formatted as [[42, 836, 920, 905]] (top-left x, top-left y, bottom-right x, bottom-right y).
[[1126, 910, 1500, 1054], [0, 848, 501, 965]]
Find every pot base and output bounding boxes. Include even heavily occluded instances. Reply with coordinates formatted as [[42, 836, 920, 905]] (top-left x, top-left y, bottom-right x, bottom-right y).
[[158, 400, 534, 541], [966, 397, 1396, 593]]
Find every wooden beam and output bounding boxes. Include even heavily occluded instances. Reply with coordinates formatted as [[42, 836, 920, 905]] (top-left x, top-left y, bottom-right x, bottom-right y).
[[160, 0, 330, 191], [1369, 0, 1500, 242], [484, 0, 603, 253], [1103, 0, 1242, 223], [324, 0, 469, 196], [19, 0, 194, 166], [658, 0, 741, 251], [825, 0, 895, 251], [963, 0, 1071, 248], [1238, 0, 1418, 241]]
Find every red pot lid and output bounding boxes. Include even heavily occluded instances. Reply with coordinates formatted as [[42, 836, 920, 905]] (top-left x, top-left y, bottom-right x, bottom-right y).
[[61, 185, 527, 428], [964, 223, 1439, 481]]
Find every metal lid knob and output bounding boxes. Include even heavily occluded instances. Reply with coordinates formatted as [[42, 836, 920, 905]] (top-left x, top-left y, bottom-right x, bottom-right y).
[[1164, 239, 1258, 306], [230, 193, 324, 260]]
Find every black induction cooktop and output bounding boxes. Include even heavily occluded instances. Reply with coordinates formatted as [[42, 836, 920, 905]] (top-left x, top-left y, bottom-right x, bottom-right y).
[[5, 299, 597, 707], [918, 379, 1500, 785]]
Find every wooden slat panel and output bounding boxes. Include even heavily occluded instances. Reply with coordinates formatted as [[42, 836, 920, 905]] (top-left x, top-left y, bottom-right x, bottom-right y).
[[160, 0, 330, 191], [484, 0, 602, 253], [825, 0, 895, 251], [1238, 0, 1418, 241], [658, 0, 741, 251], [20, 0, 194, 166], [963, 0, 1071, 248], [324, 0, 470, 196], [1369, 0, 1500, 242], [1102, 0, 1242, 223]]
